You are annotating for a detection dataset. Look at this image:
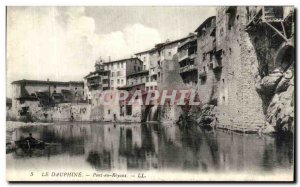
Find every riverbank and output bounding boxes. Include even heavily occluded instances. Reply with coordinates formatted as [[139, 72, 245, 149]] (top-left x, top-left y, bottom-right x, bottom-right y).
[[6, 121, 54, 131]]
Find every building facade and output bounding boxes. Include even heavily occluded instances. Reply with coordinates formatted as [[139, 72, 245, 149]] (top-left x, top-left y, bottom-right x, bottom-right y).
[[11, 79, 84, 120], [103, 57, 143, 90]]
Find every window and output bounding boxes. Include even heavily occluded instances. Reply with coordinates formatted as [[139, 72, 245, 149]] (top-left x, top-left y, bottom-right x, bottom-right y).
[[203, 53, 206, 61], [144, 65, 146, 70], [134, 66, 136, 71], [108, 109, 110, 114], [117, 63, 120, 68], [117, 79, 120, 84], [117, 71, 121, 76], [168, 52, 172, 56], [138, 67, 141, 71], [120, 106, 124, 116], [126, 105, 132, 115], [228, 11, 236, 30], [111, 80, 114, 84], [121, 62, 124, 68], [146, 77, 149, 82], [220, 28, 224, 36], [150, 86, 153, 90], [210, 53, 213, 61], [121, 79, 124, 84], [155, 86, 158, 90], [111, 72, 114, 77], [143, 57, 146, 62]]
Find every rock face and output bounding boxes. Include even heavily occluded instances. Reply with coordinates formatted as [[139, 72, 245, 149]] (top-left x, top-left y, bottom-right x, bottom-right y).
[[176, 104, 216, 130], [258, 67, 294, 134], [259, 69, 283, 95], [196, 104, 217, 129]]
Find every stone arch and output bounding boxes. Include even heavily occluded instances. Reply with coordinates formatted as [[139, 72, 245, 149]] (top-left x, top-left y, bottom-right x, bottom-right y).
[[274, 42, 294, 71]]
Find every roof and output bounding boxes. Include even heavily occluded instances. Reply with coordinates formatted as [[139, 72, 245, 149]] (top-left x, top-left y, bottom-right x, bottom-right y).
[[134, 48, 156, 55], [127, 70, 149, 77], [161, 34, 196, 48], [12, 79, 84, 85], [133, 34, 197, 55], [194, 16, 216, 33], [84, 70, 110, 79], [102, 57, 142, 64], [178, 37, 197, 50]]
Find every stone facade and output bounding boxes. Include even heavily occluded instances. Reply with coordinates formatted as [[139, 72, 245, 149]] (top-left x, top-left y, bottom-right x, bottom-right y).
[[190, 6, 294, 133], [10, 79, 84, 120]]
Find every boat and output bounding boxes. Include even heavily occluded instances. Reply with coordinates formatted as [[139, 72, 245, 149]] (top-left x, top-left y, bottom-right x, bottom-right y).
[[15, 139, 45, 150]]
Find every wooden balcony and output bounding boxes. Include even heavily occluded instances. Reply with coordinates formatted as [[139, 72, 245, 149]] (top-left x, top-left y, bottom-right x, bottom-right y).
[[179, 64, 197, 74], [246, 7, 284, 28], [102, 75, 109, 79], [246, 6, 288, 42]]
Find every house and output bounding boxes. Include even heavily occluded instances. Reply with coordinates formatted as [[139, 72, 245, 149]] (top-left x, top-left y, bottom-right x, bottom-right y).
[[11, 79, 84, 120]]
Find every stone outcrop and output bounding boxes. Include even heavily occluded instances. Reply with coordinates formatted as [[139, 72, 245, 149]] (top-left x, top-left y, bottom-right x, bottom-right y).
[[258, 67, 294, 134], [259, 69, 283, 95], [196, 104, 217, 129]]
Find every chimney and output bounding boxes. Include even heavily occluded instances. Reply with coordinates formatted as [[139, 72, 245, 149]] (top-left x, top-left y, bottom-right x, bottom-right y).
[[47, 78, 50, 100], [108, 56, 111, 62]]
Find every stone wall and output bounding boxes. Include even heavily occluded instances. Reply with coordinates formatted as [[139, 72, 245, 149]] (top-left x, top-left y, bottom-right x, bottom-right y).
[[194, 7, 268, 132], [192, 6, 294, 133], [10, 101, 92, 122]]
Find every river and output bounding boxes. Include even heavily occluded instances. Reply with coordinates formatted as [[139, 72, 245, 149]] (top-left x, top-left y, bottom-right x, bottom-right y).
[[6, 122, 294, 180]]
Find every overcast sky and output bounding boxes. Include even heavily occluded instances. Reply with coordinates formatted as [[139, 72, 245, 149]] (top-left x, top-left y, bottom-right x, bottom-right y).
[[6, 6, 216, 96]]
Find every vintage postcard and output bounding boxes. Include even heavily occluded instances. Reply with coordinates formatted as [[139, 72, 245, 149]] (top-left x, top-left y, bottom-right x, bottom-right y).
[[6, 6, 295, 182]]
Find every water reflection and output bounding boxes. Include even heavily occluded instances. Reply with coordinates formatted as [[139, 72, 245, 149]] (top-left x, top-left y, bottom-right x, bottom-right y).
[[7, 123, 293, 172]]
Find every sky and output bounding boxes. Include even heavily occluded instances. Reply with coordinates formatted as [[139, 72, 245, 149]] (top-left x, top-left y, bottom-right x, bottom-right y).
[[6, 6, 216, 97]]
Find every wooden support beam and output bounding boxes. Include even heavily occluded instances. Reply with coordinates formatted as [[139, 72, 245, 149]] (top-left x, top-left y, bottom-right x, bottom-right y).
[[265, 21, 288, 42], [281, 21, 287, 38]]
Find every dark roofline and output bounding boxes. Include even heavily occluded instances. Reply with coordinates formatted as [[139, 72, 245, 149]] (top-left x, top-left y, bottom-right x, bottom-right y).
[[11, 79, 84, 85], [127, 70, 149, 77], [162, 34, 195, 47], [134, 48, 156, 55], [178, 37, 197, 50], [84, 70, 110, 79], [133, 34, 196, 55], [102, 57, 142, 64], [194, 16, 216, 33]]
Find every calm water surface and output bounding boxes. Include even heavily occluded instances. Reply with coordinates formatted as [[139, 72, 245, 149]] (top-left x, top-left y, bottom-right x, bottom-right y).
[[7, 122, 293, 173]]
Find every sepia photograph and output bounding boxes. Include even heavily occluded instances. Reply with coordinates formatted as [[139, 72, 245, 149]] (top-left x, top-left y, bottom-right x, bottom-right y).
[[5, 6, 295, 182]]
